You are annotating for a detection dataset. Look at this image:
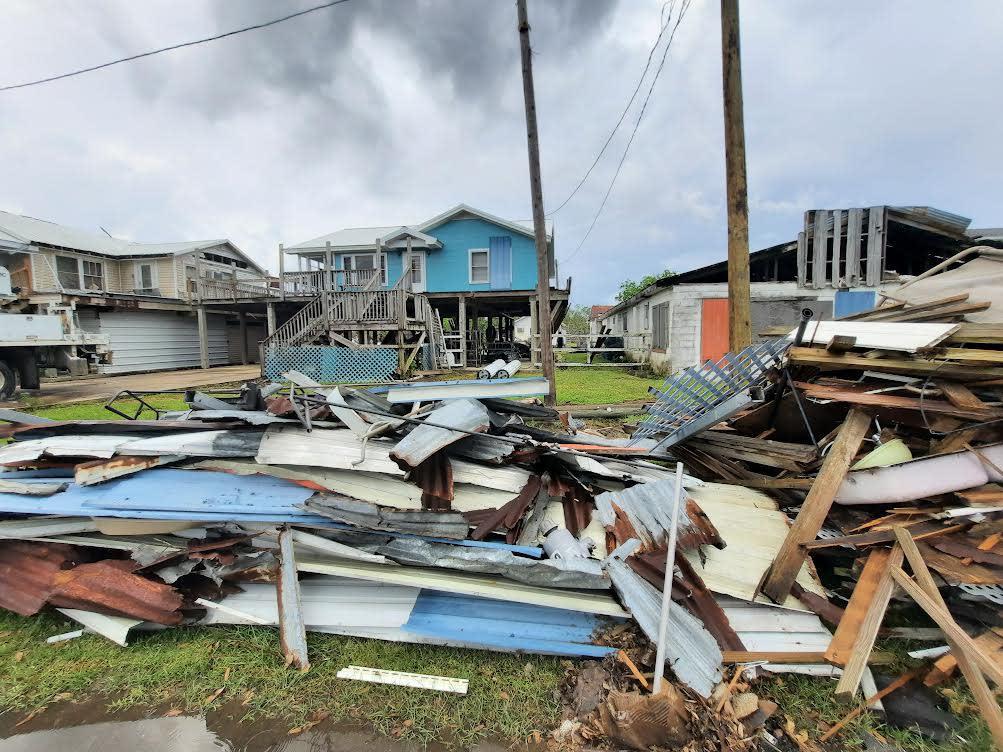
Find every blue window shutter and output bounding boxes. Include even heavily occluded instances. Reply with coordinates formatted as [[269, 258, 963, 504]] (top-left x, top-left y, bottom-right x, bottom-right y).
[[489, 236, 512, 290]]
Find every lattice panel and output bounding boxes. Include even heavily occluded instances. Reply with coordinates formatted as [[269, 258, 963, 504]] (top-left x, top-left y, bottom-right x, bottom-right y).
[[264, 346, 399, 383]]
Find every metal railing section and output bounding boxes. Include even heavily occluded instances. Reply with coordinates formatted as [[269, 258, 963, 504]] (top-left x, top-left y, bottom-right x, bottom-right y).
[[629, 339, 791, 450]]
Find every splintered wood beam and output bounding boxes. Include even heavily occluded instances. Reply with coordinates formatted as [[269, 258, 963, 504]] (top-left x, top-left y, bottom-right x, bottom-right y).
[[759, 408, 872, 603], [832, 545, 904, 702], [825, 548, 892, 667], [788, 347, 1003, 380], [893, 527, 1003, 748]]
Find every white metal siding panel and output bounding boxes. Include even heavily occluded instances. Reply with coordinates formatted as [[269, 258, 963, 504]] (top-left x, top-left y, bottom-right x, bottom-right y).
[[90, 309, 228, 374]]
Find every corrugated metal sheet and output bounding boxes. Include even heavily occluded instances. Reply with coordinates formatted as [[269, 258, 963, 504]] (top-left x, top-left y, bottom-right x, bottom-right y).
[[384, 378, 550, 403], [78, 309, 229, 375], [684, 483, 826, 610], [0, 469, 319, 523], [603, 546, 723, 697], [403, 591, 616, 658], [256, 426, 405, 475], [296, 556, 629, 617], [595, 478, 723, 552], [390, 399, 490, 470], [305, 495, 470, 539], [375, 537, 607, 590]]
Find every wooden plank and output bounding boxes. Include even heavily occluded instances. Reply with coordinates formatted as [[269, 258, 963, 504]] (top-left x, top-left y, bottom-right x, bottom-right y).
[[863, 293, 970, 321], [812, 210, 828, 289], [838, 302, 905, 322], [793, 380, 1003, 421], [878, 301, 991, 323], [760, 322, 1003, 344], [825, 548, 892, 667], [826, 335, 857, 353], [890, 566, 1003, 687], [788, 347, 1003, 381], [730, 477, 815, 490], [759, 409, 872, 603], [796, 229, 808, 291], [846, 208, 862, 286], [804, 523, 969, 551], [687, 440, 808, 471], [832, 209, 843, 285], [833, 544, 904, 701], [937, 381, 988, 411], [330, 332, 360, 350], [930, 538, 1003, 567], [937, 347, 1003, 364], [865, 206, 885, 286]]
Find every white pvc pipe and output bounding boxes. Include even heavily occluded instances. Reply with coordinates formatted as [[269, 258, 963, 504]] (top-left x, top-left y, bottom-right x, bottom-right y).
[[477, 359, 506, 380], [652, 461, 684, 694], [498, 359, 522, 379]]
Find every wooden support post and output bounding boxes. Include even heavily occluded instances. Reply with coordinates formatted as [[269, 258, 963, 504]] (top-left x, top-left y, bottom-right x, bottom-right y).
[[517, 0, 556, 406], [530, 296, 539, 365], [278, 243, 285, 301], [196, 305, 210, 370], [266, 302, 276, 336], [195, 252, 204, 304], [720, 0, 752, 352], [759, 408, 871, 602], [323, 241, 332, 326], [458, 295, 467, 367], [238, 311, 248, 365]]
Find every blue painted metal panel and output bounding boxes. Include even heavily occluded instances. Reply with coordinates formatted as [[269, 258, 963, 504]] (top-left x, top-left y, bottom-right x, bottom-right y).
[[404, 591, 618, 657], [0, 469, 319, 521], [489, 236, 512, 290], [423, 217, 538, 293], [833, 289, 877, 319]]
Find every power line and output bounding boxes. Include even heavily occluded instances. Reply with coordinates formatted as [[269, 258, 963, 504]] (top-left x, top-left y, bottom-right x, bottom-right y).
[[0, 0, 353, 93], [545, 3, 675, 217], [560, 0, 691, 265]]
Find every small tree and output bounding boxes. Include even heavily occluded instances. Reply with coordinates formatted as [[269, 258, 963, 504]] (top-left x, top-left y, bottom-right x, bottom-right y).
[[616, 269, 674, 303], [561, 304, 590, 334]]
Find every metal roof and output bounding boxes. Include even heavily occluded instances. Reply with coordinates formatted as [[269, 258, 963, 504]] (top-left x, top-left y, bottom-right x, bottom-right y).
[[0, 210, 259, 266]]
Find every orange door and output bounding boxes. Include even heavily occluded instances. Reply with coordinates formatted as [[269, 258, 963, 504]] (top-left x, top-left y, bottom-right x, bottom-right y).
[[700, 299, 730, 362]]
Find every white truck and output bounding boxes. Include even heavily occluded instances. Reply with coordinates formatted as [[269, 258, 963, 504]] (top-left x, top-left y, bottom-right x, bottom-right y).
[[0, 267, 111, 399]]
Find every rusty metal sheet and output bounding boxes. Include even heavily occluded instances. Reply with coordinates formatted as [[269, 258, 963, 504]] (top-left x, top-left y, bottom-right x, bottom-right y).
[[469, 475, 542, 542], [409, 451, 454, 510], [74, 455, 183, 486], [0, 541, 183, 623]]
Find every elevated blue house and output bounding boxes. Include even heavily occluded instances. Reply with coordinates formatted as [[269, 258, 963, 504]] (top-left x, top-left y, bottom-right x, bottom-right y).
[[280, 205, 571, 367]]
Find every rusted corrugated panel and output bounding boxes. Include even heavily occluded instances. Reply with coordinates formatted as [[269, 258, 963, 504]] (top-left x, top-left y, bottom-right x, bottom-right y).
[[469, 475, 542, 541], [595, 479, 724, 552], [0, 540, 183, 624], [409, 451, 454, 510], [74, 455, 182, 486], [49, 560, 184, 624], [0, 541, 80, 616]]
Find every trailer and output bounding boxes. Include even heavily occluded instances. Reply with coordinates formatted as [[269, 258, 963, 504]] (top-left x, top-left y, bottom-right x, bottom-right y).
[[0, 268, 111, 399]]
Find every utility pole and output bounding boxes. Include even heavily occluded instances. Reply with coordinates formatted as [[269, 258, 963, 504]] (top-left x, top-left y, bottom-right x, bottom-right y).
[[517, 0, 556, 406], [721, 0, 752, 352]]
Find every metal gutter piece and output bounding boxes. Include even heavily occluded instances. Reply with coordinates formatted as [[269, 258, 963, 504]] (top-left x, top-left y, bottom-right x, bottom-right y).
[[336, 665, 468, 694], [296, 555, 629, 617], [391, 399, 490, 470], [291, 528, 387, 564], [277, 526, 310, 670], [55, 607, 141, 647]]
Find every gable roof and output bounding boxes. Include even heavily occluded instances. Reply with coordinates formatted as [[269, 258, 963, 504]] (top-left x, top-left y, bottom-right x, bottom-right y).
[[0, 210, 263, 273], [285, 204, 553, 253]]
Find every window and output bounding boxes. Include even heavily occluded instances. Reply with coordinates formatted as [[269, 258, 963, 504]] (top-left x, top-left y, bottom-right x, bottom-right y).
[[469, 249, 489, 284], [409, 253, 423, 284], [342, 254, 386, 285], [55, 255, 80, 289], [135, 262, 157, 292], [185, 265, 197, 293], [642, 303, 649, 329], [82, 259, 103, 290]]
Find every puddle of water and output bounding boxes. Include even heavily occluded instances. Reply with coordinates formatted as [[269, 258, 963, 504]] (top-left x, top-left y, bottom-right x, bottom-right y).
[[0, 714, 512, 752]]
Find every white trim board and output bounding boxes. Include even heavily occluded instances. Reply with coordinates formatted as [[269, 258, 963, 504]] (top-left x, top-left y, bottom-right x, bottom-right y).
[[787, 321, 959, 352], [468, 247, 489, 284]]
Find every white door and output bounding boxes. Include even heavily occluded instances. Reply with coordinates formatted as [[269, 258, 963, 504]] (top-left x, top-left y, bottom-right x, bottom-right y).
[[410, 251, 426, 293]]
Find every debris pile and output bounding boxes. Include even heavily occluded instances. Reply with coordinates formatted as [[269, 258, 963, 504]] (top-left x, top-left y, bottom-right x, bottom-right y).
[[2, 309, 1003, 747]]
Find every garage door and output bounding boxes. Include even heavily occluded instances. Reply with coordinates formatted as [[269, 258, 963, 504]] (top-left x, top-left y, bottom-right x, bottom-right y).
[[82, 309, 229, 374]]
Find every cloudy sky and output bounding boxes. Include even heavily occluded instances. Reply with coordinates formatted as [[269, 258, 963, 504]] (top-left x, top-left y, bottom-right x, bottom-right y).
[[1, 0, 1001, 305]]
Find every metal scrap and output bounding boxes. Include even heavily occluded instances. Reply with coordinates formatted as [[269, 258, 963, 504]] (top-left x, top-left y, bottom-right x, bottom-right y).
[[391, 399, 491, 470], [305, 494, 470, 539]]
